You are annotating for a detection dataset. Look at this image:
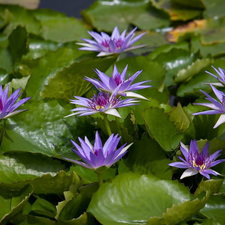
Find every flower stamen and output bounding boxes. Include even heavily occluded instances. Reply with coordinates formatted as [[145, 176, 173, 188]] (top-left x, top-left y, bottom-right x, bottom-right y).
[[169, 140, 225, 179]]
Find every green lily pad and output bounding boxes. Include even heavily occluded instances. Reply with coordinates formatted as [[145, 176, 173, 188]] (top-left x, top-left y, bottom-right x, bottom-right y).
[[219, 179, 225, 194], [40, 18, 90, 43], [56, 176, 96, 224], [132, 88, 171, 125], [0, 8, 12, 29], [200, 195, 225, 224], [171, 0, 205, 9], [175, 58, 211, 83], [0, 33, 8, 48], [191, 35, 225, 58], [176, 59, 225, 97], [82, 0, 170, 32], [58, 213, 96, 225], [150, 48, 197, 86], [70, 165, 116, 184], [0, 153, 66, 184], [147, 192, 209, 224], [88, 172, 207, 225], [195, 179, 224, 196], [182, 113, 225, 144], [203, 0, 225, 19], [151, 0, 202, 21], [0, 4, 41, 35], [56, 182, 82, 218], [40, 56, 116, 102], [142, 107, 182, 151], [23, 34, 62, 60], [201, 219, 224, 225], [129, 30, 169, 55], [58, 193, 90, 222], [0, 184, 33, 225], [0, 171, 80, 195], [0, 68, 11, 85], [32, 8, 90, 43], [0, 48, 13, 73], [12, 214, 57, 225], [124, 134, 173, 179], [0, 100, 94, 158], [8, 25, 29, 62], [31, 197, 56, 219], [169, 103, 191, 132], [148, 41, 189, 60], [25, 47, 85, 101], [115, 56, 165, 89], [7, 76, 30, 96]]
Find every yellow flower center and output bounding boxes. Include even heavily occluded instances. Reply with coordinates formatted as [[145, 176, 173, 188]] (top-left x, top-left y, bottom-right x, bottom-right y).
[[96, 105, 104, 110], [192, 161, 206, 170]]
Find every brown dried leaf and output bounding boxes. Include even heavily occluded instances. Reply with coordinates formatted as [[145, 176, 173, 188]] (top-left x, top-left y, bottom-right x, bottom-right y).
[[166, 19, 206, 42], [0, 0, 40, 9]]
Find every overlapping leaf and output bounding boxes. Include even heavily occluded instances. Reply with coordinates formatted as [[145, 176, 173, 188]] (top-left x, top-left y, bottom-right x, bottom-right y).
[[70, 165, 116, 184], [142, 107, 182, 151], [150, 48, 197, 86], [82, 0, 170, 32], [0, 170, 80, 195], [203, 0, 225, 19], [88, 172, 208, 225], [0, 152, 66, 183], [171, 0, 205, 9], [177, 59, 225, 97], [25, 47, 85, 100], [40, 56, 116, 102], [0, 4, 41, 34], [115, 55, 165, 89], [0, 8, 12, 29], [151, 0, 202, 21], [124, 134, 173, 179], [8, 26, 29, 62], [191, 35, 225, 58], [200, 195, 225, 224], [0, 100, 95, 158], [0, 48, 13, 73], [0, 184, 33, 225], [33, 9, 90, 43], [129, 30, 168, 54]]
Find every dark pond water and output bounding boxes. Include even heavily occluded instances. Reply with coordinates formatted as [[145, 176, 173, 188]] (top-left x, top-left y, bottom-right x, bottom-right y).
[[39, 0, 96, 18]]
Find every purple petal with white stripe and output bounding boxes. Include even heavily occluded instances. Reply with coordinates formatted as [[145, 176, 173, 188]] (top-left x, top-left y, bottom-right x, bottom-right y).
[[77, 26, 146, 56], [192, 84, 225, 128], [66, 87, 139, 118], [63, 131, 132, 171], [0, 85, 31, 119], [169, 140, 225, 179], [85, 64, 151, 99]]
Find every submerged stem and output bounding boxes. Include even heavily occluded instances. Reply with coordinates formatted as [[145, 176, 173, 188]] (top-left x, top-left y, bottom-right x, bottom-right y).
[[104, 115, 112, 137], [98, 173, 103, 186], [116, 117, 123, 144], [0, 119, 5, 146]]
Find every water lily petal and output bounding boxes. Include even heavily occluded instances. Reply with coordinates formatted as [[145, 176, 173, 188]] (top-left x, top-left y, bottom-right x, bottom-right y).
[[180, 168, 198, 179]]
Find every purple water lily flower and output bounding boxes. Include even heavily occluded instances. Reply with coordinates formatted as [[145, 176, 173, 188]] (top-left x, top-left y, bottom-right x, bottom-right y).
[[169, 140, 225, 179], [64, 131, 132, 170], [192, 84, 225, 128], [85, 64, 151, 99], [0, 85, 31, 119], [205, 66, 225, 87], [65, 88, 138, 118], [77, 26, 146, 57]]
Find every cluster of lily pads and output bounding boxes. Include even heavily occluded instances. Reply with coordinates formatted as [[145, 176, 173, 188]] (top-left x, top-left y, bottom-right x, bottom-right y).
[[1, 0, 225, 225]]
